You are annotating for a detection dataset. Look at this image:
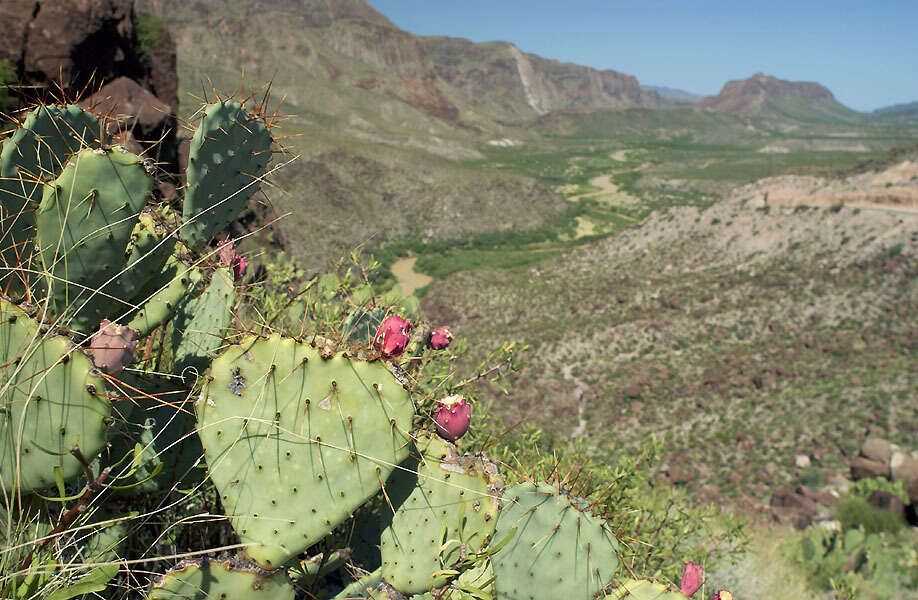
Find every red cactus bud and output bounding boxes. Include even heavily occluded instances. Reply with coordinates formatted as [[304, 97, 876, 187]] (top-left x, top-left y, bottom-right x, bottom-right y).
[[373, 315, 412, 357], [711, 592, 733, 600], [428, 326, 453, 350], [680, 562, 704, 597], [88, 319, 139, 375], [217, 240, 248, 282], [434, 395, 471, 441]]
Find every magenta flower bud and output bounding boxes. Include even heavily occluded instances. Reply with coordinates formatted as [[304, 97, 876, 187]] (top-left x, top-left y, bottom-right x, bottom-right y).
[[434, 395, 471, 441], [217, 240, 248, 282], [680, 562, 704, 597], [428, 326, 453, 350], [88, 319, 139, 375], [711, 592, 733, 600], [373, 315, 412, 357]]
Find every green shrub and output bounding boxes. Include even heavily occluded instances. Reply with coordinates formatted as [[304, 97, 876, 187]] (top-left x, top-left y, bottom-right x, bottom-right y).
[[833, 497, 903, 535]]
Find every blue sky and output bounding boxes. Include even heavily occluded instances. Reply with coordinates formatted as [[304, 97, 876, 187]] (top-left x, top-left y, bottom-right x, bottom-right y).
[[368, 1, 917, 112]]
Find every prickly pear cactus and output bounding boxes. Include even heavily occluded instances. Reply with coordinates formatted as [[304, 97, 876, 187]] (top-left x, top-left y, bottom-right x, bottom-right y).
[[0, 105, 102, 297], [342, 306, 386, 345], [149, 559, 295, 599], [127, 255, 203, 337], [171, 266, 235, 378], [380, 435, 503, 594], [34, 147, 153, 333], [491, 482, 621, 600], [0, 299, 110, 492], [607, 579, 691, 600], [196, 333, 415, 568], [180, 101, 272, 250]]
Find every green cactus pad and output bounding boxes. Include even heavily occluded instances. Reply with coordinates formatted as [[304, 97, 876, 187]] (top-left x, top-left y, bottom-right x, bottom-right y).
[[149, 560, 295, 600], [0, 299, 111, 493], [180, 101, 272, 250], [35, 147, 152, 333], [127, 256, 203, 337], [172, 266, 234, 379], [196, 333, 415, 568], [0, 105, 102, 298], [380, 436, 503, 594], [491, 482, 621, 600], [125, 209, 174, 285], [606, 579, 690, 600]]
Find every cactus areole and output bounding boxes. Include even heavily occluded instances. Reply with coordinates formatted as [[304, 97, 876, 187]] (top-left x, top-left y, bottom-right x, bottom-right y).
[[428, 326, 453, 350], [88, 319, 139, 375], [434, 394, 472, 441], [373, 315, 412, 357]]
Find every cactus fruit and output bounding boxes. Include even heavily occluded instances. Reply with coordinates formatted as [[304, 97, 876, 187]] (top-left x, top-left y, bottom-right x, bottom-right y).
[[196, 333, 415, 568], [0, 299, 111, 493], [149, 559, 295, 600], [607, 579, 691, 600], [680, 562, 704, 597], [217, 239, 248, 281], [0, 105, 103, 298], [35, 147, 153, 333], [379, 435, 503, 594], [171, 266, 235, 378], [374, 315, 412, 358], [180, 101, 273, 250], [434, 395, 471, 442], [428, 327, 453, 350], [491, 482, 621, 600], [87, 319, 139, 375]]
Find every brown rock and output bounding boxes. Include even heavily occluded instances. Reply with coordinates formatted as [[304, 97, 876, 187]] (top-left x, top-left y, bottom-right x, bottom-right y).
[[890, 452, 918, 485], [860, 437, 894, 464], [770, 486, 818, 515], [797, 486, 838, 507], [867, 490, 906, 520], [850, 457, 889, 480], [83, 76, 173, 141], [23, 0, 134, 88], [624, 384, 643, 399], [663, 465, 688, 485], [909, 477, 918, 507]]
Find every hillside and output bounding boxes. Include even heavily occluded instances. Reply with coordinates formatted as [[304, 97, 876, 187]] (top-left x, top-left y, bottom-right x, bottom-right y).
[[421, 162, 918, 502], [698, 72, 861, 124], [642, 84, 703, 104]]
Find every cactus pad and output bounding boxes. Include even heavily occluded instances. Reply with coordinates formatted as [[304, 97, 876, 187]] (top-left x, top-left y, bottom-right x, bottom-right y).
[[180, 101, 272, 250], [0, 105, 102, 297], [35, 147, 152, 332], [0, 299, 110, 493], [149, 560, 295, 600], [171, 266, 235, 378], [196, 333, 415, 568], [127, 256, 203, 337], [380, 436, 503, 594], [491, 482, 621, 600]]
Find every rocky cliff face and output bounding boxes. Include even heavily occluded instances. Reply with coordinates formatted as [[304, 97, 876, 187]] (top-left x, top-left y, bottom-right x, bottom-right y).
[[698, 72, 841, 114]]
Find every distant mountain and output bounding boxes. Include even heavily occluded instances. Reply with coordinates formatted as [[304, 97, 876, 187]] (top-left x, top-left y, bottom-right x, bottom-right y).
[[642, 85, 703, 104], [873, 101, 918, 120], [698, 72, 860, 123]]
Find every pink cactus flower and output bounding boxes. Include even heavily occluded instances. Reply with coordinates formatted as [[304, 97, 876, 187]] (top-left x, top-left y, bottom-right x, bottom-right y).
[[434, 395, 471, 441], [88, 319, 139, 376], [711, 592, 733, 600], [217, 240, 248, 282], [428, 326, 453, 350], [373, 315, 412, 357], [680, 562, 704, 597]]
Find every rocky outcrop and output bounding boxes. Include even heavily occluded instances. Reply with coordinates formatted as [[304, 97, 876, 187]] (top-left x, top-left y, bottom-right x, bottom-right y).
[[698, 72, 836, 113], [0, 0, 177, 110]]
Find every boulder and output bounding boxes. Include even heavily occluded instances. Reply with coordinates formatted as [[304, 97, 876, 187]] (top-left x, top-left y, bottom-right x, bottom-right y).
[[860, 437, 894, 464], [889, 452, 918, 486], [794, 454, 811, 469], [83, 76, 172, 141], [850, 456, 889, 480]]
